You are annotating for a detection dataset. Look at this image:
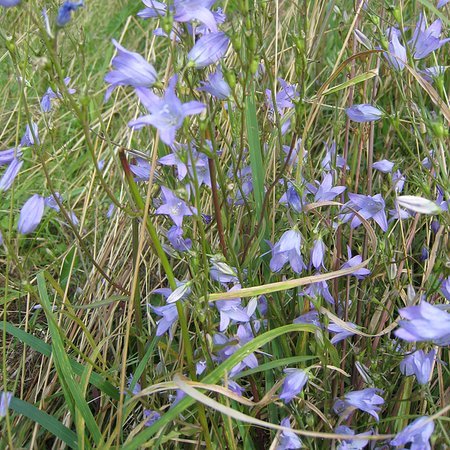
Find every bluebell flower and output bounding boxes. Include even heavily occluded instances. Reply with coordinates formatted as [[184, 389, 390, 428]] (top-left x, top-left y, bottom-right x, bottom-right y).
[[277, 418, 302, 450], [391, 416, 434, 449], [56, 1, 84, 27], [0, 0, 20, 6], [174, 0, 218, 33], [155, 186, 197, 227], [0, 148, 21, 166], [188, 32, 229, 68], [328, 321, 357, 344], [392, 169, 405, 193], [215, 285, 255, 331], [394, 301, 450, 345], [0, 157, 23, 191], [303, 280, 334, 305], [293, 310, 322, 328], [307, 173, 346, 202], [440, 277, 450, 300], [279, 369, 308, 404], [270, 229, 306, 274], [400, 349, 436, 385], [335, 426, 372, 450], [341, 193, 388, 232], [372, 159, 394, 173], [18, 194, 45, 235], [129, 157, 153, 182], [41, 77, 75, 112], [266, 79, 299, 134], [310, 239, 326, 270], [106, 203, 115, 219], [0, 392, 13, 417], [227, 380, 245, 396], [279, 183, 304, 213], [384, 31, 407, 70], [333, 388, 384, 421], [346, 104, 383, 122], [438, 0, 450, 7], [129, 76, 205, 145], [167, 225, 192, 252], [341, 247, 371, 279], [419, 65, 447, 83], [20, 122, 39, 146], [409, 14, 450, 59], [104, 39, 157, 101], [150, 288, 180, 337], [138, 0, 167, 19], [198, 68, 230, 99], [210, 259, 239, 284], [321, 141, 348, 171], [143, 409, 161, 427]]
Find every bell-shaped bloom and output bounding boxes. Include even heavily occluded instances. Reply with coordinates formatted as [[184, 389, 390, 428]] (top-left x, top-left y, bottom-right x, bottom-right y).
[[18, 194, 45, 235], [129, 157, 154, 182], [187, 32, 229, 68], [0, 158, 23, 191], [56, 1, 84, 27], [0, 148, 21, 166], [174, 0, 218, 32], [41, 77, 76, 112], [419, 65, 447, 83], [396, 195, 442, 215], [394, 301, 450, 346], [327, 321, 357, 344], [341, 193, 388, 232], [215, 286, 256, 331], [307, 173, 346, 202], [270, 229, 306, 274], [310, 239, 326, 270], [143, 409, 161, 427], [0, 0, 20, 6], [129, 76, 205, 145], [138, 0, 167, 19], [400, 349, 436, 385], [341, 247, 371, 279], [210, 258, 239, 284], [266, 78, 299, 111], [155, 186, 197, 227], [167, 225, 192, 252], [373, 159, 394, 173], [198, 68, 230, 99], [335, 426, 372, 450], [385, 32, 407, 70], [346, 104, 383, 122], [104, 39, 157, 101], [409, 14, 450, 59], [333, 388, 384, 421], [279, 369, 308, 404], [0, 392, 13, 417], [20, 122, 39, 146], [391, 416, 434, 450], [277, 418, 302, 450]]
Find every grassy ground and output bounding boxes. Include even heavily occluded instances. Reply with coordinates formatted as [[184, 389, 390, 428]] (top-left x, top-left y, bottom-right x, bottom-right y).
[[1, 0, 449, 448]]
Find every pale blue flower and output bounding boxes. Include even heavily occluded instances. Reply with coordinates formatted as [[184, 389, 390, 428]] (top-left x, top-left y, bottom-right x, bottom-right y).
[[0, 392, 13, 417], [198, 68, 230, 99], [18, 194, 45, 235], [188, 32, 229, 68], [57, 1, 84, 27], [400, 349, 436, 385], [391, 416, 434, 450], [0, 0, 20, 6], [346, 104, 383, 122], [333, 388, 384, 421], [409, 14, 450, 59], [372, 159, 394, 173], [104, 39, 157, 101], [155, 186, 197, 227], [129, 76, 205, 145], [279, 369, 308, 404], [270, 229, 306, 274], [277, 418, 302, 449], [0, 158, 23, 191]]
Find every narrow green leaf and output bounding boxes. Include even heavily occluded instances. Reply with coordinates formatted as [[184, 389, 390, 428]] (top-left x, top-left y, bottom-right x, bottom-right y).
[[10, 397, 78, 449], [245, 84, 265, 222], [320, 70, 378, 97], [37, 273, 104, 446], [0, 321, 119, 400], [417, 0, 450, 26], [122, 324, 316, 449]]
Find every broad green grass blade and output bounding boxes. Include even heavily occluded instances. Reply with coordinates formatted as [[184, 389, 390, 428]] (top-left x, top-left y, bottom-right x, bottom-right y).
[[122, 323, 316, 449], [37, 272, 104, 446], [10, 397, 78, 449], [0, 321, 119, 400]]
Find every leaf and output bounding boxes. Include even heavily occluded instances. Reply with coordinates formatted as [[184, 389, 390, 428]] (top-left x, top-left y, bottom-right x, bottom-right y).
[[0, 321, 119, 400], [122, 323, 316, 449], [10, 397, 78, 449], [37, 273, 104, 446]]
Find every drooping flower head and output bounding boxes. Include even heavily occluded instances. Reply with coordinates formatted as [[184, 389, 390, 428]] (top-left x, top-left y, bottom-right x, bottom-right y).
[[187, 32, 229, 68], [391, 416, 435, 449], [18, 194, 45, 235], [333, 388, 384, 421], [279, 369, 308, 404], [104, 39, 157, 101], [270, 229, 306, 274], [198, 68, 230, 99], [56, 1, 84, 27], [409, 14, 450, 59], [400, 349, 436, 385], [346, 104, 383, 122]]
